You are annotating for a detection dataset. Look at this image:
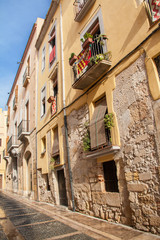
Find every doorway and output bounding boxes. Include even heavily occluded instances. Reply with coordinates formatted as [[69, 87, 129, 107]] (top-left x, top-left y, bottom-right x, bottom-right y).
[[57, 169, 68, 206]]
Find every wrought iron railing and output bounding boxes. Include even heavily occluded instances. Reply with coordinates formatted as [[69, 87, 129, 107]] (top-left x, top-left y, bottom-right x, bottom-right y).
[[23, 67, 30, 85], [18, 120, 30, 138], [7, 135, 19, 152], [73, 34, 107, 82]]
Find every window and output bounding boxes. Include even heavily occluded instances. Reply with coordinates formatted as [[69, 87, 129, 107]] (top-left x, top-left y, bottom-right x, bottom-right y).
[[154, 55, 160, 79], [52, 127, 59, 157], [51, 77, 58, 115], [0, 139, 2, 147], [103, 160, 119, 192], [49, 26, 56, 66], [41, 136, 46, 155], [41, 86, 46, 117], [0, 155, 1, 163], [42, 46, 45, 71], [90, 97, 110, 150]]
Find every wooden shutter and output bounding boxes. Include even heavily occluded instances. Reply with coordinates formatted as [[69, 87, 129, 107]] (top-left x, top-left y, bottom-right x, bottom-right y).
[[52, 127, 59, 157], [90, 98, 107, 149], [8, 107, 10, 121], [15, 85, 18, 103]]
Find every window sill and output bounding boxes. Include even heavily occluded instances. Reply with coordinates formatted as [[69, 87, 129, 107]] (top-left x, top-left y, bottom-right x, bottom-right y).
[[85, 145, 120, 159]]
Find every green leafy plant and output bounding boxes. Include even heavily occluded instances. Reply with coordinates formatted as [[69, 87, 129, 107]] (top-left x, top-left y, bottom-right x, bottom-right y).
[[80, 32, 93, 43], [94, 34, 108, 46], [69, 53, 76, 61], [104, 113, 114, 130], [82, 122, 91, 152], [104, 113, 114, 144], [88, 51, 112, 66]]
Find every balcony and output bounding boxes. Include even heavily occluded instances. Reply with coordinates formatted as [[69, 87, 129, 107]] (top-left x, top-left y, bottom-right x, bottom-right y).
[[3, 149, 9, 161], [7, 135, 19, 153], [74, 0, 96, 22], [18, 120, 30, 141], [72, 35, 111, 90], [23, 67, 30, 87], [144, 0, 160, 23], [13, 96, 18, 111]]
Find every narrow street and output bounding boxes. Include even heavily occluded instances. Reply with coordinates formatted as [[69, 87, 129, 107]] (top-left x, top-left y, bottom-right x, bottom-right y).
[[0, 191, 160, 240]]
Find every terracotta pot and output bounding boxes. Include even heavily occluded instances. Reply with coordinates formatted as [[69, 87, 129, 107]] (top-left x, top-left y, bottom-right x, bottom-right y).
[[69, 55, 77, 66], [47, 96, 54, 103], [82, 38, 93, 50]]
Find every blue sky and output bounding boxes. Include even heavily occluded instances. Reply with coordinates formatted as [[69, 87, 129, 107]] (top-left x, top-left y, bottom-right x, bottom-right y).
[[0, 0, 51, 110]]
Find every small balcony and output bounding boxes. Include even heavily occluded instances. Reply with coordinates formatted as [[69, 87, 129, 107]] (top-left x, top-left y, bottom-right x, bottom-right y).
[[3, 149, 9, 161], [23, 67, 30, 87], [72, 35, 111, 90], [7, 135, 19, 153], [74, 0, 96, 22], [18, 120, 30, 141], [13, 96, 18, 111]]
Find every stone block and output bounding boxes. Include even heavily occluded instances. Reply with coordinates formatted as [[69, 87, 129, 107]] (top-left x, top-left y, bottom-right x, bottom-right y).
[[125, 172, 132, 181], [150, 215, 160, 226], [139, 172, 152, 181], [127, 183, 148, 192], [92, 192, 121, 207]]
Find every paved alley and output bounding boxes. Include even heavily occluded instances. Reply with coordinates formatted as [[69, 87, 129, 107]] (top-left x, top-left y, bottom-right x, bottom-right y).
[[0, 191, 160, 240]]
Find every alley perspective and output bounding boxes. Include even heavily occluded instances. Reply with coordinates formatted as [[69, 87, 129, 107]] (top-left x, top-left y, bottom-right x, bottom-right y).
[[0, 0, 160, 239], [1, 191, 160, 240]]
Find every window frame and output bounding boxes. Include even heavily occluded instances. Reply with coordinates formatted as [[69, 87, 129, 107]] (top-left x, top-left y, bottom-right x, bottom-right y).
[[41, 84, 46, 118], [42, 45, 46, 72], [48, 20, 57, 69]]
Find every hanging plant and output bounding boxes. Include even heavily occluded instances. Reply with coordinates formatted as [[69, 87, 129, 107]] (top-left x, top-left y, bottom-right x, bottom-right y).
[[82, 122, 91, 152], [104, 113, 114, 130]]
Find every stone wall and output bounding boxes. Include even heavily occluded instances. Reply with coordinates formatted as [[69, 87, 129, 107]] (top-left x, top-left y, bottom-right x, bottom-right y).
[[66, 104, 125, 223], [113, 54, 160, 234]]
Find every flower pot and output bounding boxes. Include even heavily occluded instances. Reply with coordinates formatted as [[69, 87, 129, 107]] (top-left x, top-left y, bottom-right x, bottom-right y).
[[69, 55, 77, 66], [47, 96, 55, 103], [82, 38, 93, 50]]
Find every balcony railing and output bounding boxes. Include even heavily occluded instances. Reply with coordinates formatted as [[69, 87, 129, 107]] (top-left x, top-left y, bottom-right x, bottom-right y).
[[23, 67, 30, 87], [74, 0, 96, 22], [7, 135, 19, 153], [72, 35, 111, 90], [144, 0, 160, 22], [18, 120, 30, 140]]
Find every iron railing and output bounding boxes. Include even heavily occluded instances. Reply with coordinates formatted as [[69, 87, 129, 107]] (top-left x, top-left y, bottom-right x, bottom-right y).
[[7, 135, 19, 152], [73, 0, 96, 21], [23, 67, 30, 85], [18, 120, 30, 138], [73, 34, 106, 82]]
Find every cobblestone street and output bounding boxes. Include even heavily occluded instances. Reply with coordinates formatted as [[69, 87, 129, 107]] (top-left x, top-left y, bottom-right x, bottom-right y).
[[0, 191, 160, 240]]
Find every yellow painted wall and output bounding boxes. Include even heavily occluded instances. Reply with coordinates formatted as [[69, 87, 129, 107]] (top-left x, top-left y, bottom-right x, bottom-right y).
[[37, 0, 160, 173]]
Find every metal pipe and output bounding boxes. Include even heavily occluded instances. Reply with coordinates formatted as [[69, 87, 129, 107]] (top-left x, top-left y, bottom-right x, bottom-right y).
[[60, 2, 75, 211]]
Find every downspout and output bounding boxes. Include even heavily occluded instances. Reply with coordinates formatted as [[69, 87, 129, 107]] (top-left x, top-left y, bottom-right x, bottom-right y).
[[60, 2, 75, 211]]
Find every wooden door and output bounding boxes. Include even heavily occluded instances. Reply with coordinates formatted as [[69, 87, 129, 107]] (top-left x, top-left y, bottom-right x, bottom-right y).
[[57, 170, 68, 206], [0, 175, 2, 189]]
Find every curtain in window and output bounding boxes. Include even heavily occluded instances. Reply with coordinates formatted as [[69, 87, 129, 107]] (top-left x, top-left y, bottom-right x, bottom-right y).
[[90, 98, 107, 149], [49, 45, 56, 64]]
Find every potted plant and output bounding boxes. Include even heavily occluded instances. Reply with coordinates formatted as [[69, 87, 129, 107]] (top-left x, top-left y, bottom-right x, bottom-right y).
[[104, 113, 114, 143], [47, 96, 55, 103], [80, 32, 93, 50], [69, 53, 77, 66]]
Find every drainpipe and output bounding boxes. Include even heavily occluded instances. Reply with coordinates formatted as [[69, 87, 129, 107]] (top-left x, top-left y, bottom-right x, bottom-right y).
[[60, 2, 75, 212]]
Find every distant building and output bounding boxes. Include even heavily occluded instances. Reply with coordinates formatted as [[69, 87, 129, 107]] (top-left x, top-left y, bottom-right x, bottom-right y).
[[5, 18, 44, 199], [0, 108, 7, 189]]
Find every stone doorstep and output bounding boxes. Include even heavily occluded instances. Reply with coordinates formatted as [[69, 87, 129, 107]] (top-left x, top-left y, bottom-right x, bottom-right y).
[[2, 191, 160, 240]]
